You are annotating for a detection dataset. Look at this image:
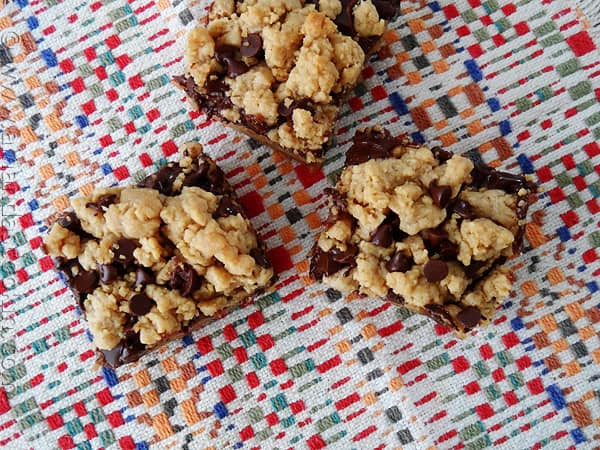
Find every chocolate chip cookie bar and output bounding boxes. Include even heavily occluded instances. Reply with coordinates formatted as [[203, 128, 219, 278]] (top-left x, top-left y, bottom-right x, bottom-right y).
[[175, 0, 400, 163], [44, 143, 274, 367], [309, 127, 536, 336]]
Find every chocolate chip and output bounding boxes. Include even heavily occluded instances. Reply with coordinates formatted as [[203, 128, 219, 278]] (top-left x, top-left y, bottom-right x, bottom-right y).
[[345, 127, 400, 166], [370, 213, 405, 245], [98, 264, 119, 284], [226, 59, 249, 78], [86, 194, 117, 212], [200, 77, 233, 116], [423, 259, 448, 282], [278, 101, 294, 118], [170, 263, 201, 296], [176, 71, 233, 119], [431, 146, 453, 162], [120, 331, 146, 363], [462, 260, 487, 279], [451, 200, 476, 220], [176, 73, 207, 110], [277, 98, 314, 122], [334, 0, 358, 35], [310, 249, 344, 280], [309, 245, 357, 280], [422, 228, 448, 250], [371, 222, 394, 247], [215, 44, 236, 63], [330, 244, 358, 265], [215, 44, 249, 77], [134, 267, 155, 288], [386, 251, 413, 272], [387, 214, 407, 241], [183, 159, 227, 195], [429, 182, 452, 208], [57, 212, 80, 230], [385, 289, 405, 305], [56, 257, 81, 280], [55, 212, 92, 238], [372, 0, 400, 20], [72, 270, 99, 295], [457, 306, 481, 329], [345, 143, 390, 166], [325, 187, 348, 214], [173, 74, 188, 86], [112, 238, 138, 270], [240, 33, 262, 58], [129, 293, 155, 316], [422, 228, 458, 260], [138, 163, 182, 196], [471, 163, 535, 194], [353, 127, 394, 145], [250, 247, 270, 268], [100, 331, 147, 367], [438, 241, 459, 260]]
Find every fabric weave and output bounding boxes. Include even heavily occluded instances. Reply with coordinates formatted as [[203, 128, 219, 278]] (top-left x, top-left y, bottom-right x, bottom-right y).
[[1, 1, 599, 449]]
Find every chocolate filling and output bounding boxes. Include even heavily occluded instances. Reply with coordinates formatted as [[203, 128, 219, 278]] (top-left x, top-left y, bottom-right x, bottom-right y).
[[86, 194, 117, 212], [56, 212, 93, 239], [386, 289, 405, 305], [214, 196, 242, 218], [250, 247, 270, 268], [309, 244, 358, 280], [345, 127, 401, 165], [99, 330, 146, 368], [138, 163, 182, 196]]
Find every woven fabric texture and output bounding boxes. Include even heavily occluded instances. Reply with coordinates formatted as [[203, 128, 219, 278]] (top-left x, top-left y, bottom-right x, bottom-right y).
[[1, 0, 599, 449]]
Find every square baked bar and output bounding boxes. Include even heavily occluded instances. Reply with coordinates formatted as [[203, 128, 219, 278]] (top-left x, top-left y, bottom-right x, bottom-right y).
[[310, 127, 536, 336], [175, 0, 400, 163], [44, 143, 274, 367]]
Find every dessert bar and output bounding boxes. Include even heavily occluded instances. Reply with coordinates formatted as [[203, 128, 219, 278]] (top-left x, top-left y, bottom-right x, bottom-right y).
[[45, 143, 274, 367], [310, 127, 536, 336], [176, 0, 400, 163]]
